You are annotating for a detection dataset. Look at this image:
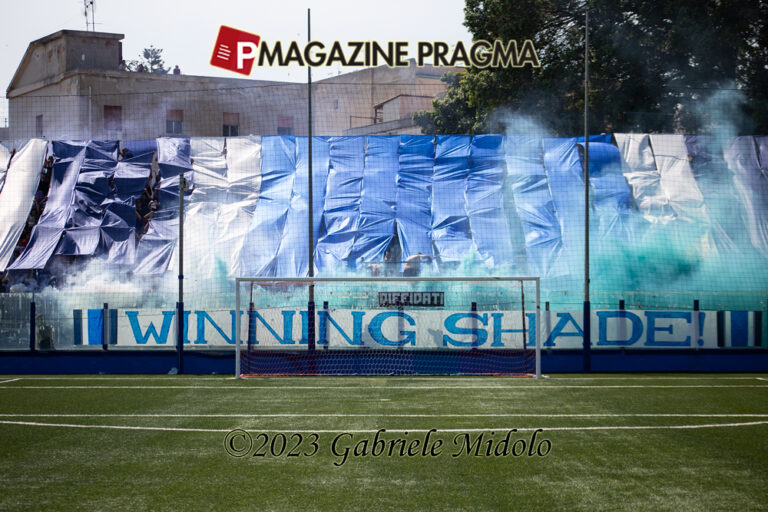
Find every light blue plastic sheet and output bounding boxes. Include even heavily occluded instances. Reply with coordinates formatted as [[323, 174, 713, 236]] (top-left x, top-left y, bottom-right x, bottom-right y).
[[576, 134, 612, 144], [349, 136, 398, 267], [397, 135, 435, 260], [542, 137, 584, 277], [316, 137, 364, 271], [504, 136, 564, 277], [240, 136, 296, 277], [432, 135, 473, 262], [579, 141, 632, 241], [274, 137, 327, 277], [468, 134, 514, 268]]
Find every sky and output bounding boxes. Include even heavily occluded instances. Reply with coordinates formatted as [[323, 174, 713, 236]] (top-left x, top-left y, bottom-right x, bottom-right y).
[[0, 0, 473, 126]]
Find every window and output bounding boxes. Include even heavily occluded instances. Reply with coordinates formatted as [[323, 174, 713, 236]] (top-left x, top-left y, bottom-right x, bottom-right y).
[[35, 115, 43, 137], [223, 112, 239, 137], [166, 109, 184, 134], [277, 115, 293, 135], [104, 105, 122, 131]]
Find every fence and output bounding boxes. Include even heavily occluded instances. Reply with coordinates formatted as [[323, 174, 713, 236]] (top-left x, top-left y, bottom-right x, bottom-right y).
[[1, 82, 767, 354]]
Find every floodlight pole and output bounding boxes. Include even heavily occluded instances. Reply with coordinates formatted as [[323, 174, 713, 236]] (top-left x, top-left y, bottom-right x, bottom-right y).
[[582, 6, 591, 373], [307, 8, 316, 363]]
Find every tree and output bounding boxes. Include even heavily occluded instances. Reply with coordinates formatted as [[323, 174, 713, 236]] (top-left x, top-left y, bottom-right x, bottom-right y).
[[127, 46, 166, 73], [415, 0, 768, 135]]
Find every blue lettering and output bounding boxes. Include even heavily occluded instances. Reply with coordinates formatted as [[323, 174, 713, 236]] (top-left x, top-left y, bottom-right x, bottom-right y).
[[252, 310, 298, 345], [299, 310, 309, 345], [491, 313, 537, 347], [597, 311, 643, 346], [319, 310, 365, 346], [443, 313, 488, 347], [194, 310, 244, 345], [368, 312, 415, 346], [644, 311, 691, 346], [126, 310, 176, 345], [546, 313, 583, 347]]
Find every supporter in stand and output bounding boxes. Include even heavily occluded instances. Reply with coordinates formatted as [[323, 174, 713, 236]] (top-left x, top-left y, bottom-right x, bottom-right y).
[[402, 254, 431, 277]]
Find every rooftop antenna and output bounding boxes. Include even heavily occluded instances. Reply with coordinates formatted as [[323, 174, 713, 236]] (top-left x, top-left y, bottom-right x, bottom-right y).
[[83, 0, 95, 31]]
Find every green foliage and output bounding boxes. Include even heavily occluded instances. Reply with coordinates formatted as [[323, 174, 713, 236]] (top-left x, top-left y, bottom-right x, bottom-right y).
[[127, 45, 166, 73], [416, 0, 768, 135]]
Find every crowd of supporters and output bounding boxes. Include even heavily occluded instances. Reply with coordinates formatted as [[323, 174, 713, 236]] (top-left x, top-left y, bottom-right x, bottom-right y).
[[0, 147, 161, 293]]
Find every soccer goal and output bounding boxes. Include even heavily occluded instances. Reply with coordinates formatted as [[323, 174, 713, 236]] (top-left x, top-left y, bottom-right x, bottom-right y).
[[234, 276, 541, 378]]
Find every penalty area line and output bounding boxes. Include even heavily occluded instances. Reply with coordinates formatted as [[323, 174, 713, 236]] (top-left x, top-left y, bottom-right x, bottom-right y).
[[0, 419, 766, 433], [0, 378, 20, 385]]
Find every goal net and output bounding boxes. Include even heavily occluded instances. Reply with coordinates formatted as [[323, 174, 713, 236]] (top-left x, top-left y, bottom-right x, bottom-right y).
[[235, 276, 541, 377]]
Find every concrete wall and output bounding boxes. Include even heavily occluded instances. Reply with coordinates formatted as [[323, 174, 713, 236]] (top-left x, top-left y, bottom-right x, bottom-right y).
[[7, 31, 457, 139]]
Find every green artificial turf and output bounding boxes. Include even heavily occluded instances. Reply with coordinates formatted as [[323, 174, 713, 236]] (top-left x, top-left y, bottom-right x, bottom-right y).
[[0, 374, 766, 511]]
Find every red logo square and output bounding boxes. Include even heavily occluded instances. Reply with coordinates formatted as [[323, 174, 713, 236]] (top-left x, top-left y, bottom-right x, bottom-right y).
[[210, 26, 261, 76]]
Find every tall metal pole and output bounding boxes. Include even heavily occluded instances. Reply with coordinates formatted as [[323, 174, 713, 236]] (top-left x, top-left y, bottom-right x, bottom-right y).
[[177, 154, 186, 374], [582, 5, 591, 373], [307, 8, 316, 362]]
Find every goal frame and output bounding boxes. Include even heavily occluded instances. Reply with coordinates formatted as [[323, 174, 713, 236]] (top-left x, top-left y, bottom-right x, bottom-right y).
[[235, 276, 541, 378]]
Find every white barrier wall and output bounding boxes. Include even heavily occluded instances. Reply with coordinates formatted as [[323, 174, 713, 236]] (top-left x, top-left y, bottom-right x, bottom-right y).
[[70, 308, 760, 349]]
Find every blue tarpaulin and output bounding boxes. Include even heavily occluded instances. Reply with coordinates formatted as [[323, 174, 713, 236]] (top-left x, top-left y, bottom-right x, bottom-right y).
[[579, 141, 633, 241], [543, 137, 585, 278], [504, 136, 564, 277], [350, 136, 399, 267], [7, 133, 768, 285], [316, 137, 364, 271], [133, 138, 192, 275], [397, 135, 435, 261], [275, 136, 329, 277], [13, 139, 154, 269], [432, 135, 473, 262], [468, 134, 514, 268], [240, 136, 295, 277]]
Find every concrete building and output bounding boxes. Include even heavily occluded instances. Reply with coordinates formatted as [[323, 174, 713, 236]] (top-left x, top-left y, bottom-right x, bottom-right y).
[[6, 30, 459, 140]]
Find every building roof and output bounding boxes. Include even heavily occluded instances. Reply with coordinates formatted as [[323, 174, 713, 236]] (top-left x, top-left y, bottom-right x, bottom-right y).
[[7, 30, 125, 96]]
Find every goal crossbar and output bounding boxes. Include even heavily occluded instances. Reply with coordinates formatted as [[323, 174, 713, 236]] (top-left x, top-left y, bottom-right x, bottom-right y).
[[235, 276, 541, 378]]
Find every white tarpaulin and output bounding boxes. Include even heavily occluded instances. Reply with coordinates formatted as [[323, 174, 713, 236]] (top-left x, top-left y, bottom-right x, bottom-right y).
[[648, 134, 719, 255], [0, 139, 47, 270], [614, 133, 675, 224], [723, 136, 768, 255], [184, 136, 262, 280], [0, 142, 15, 193]]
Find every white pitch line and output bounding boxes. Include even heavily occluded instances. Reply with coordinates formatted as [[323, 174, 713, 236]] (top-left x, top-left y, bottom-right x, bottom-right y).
[[0, 384, 764, 390], [0, 378, 20, 385], [7, 376, 228, 381], [0, 419, 766, 433], [0, 413, 766, 418], [10, 376, 765, 382]]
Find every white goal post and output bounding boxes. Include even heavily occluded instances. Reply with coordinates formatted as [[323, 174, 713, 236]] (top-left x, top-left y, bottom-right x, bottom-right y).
[[235, 276, 541, 378]]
